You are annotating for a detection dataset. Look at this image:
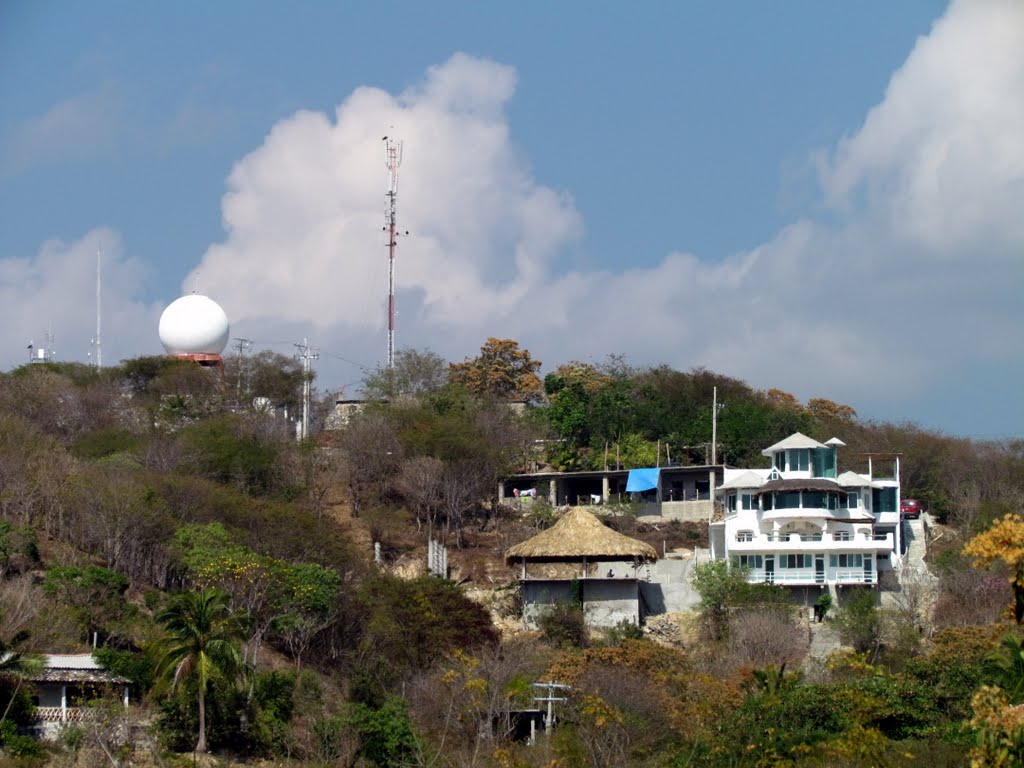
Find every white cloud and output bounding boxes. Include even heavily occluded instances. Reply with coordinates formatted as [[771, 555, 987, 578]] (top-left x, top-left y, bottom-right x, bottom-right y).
[[0, 229, 163, 369], [2, 85, 122, 175], [191, 7, 1024, 429]]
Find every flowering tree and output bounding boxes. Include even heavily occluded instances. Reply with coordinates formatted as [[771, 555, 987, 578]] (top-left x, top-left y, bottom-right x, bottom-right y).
[[963, 513, 1024, 623]]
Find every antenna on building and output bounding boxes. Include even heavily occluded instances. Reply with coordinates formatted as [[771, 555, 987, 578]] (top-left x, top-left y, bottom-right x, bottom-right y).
[[382, 135, 404, 370], [294, 337, 319, 440], [29, 325, 56, 364]]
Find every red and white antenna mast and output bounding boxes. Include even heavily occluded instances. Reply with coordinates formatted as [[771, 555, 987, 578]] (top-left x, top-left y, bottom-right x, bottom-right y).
[[383, 135, 403, 370]]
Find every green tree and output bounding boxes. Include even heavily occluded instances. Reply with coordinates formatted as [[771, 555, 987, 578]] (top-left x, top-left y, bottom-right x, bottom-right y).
[[449, 338, 543, 402], [692, 559, 753, 640], [362, 347, 449, 400], [833, 588, 883, 661], [984, 634, 1024, 704], [154, 588, 249, 754]]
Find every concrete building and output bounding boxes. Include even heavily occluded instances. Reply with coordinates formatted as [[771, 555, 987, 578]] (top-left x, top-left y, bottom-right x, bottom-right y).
[[709, 432, 903, 600], [27, 654, 131, 739], [506, 507, 658, 628], [500, 463, 724, 523]]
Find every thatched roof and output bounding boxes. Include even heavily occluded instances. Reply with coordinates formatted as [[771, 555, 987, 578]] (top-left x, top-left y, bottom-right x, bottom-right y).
[[755, 478, 846, 496], [505, 507, 658, 562]]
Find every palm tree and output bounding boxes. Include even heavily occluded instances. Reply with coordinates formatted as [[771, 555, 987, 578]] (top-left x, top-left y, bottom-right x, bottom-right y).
[[0, 628, 41, 725], [154, 588, 249, 754], [986, 633, 1024, 704]]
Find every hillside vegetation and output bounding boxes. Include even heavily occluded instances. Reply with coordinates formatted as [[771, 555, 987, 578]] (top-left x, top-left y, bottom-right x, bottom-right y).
[[0, 340, 1022, 767]]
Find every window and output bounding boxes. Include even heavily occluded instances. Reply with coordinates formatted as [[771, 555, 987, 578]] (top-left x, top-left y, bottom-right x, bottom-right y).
[[736, 530, 753, 542], [741, 493, 755, 510], [790, 449, 809, 471], [774, 452, 785, 471], [776, 491, 801, 509], [828, 493, 839, 510], [872, 487, 897, 513], [727, 493, 736, 511], [804, 491, 826, 509], [830, 554, 864, 568], [812, 447, 837, 478], [833, 530, 851, 541], [780, 554, 812, 569], [731, 554, 763, 569], [764, 494, 774, 510], [845, 491, 859, 509]]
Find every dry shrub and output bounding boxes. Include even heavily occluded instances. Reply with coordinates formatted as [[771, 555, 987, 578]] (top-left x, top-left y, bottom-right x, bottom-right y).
[[934, 563, 1010, 628], [724, 607, 808, 673], [568, 664, 677, 768]]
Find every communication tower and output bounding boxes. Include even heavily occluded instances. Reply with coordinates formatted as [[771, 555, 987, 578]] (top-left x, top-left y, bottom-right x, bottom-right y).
[[383, 136, 403, 370], [28, 326, 55, 364]]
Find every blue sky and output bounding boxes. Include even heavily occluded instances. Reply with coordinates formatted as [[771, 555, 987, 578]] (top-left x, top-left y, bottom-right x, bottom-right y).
[[1, 1, 1021, 439]]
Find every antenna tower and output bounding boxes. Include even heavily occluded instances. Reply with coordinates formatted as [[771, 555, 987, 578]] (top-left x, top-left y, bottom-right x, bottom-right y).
[[294, 338, 319, 440], [383, 136, 403, 370], [95, 246, 102, 369]]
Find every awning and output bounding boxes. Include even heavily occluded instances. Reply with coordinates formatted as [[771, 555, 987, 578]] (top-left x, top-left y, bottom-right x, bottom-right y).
[[626, 468, 660, 492]]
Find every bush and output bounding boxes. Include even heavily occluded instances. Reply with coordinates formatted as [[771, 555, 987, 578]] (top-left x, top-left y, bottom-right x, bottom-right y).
[[537, 602, 589, 649]]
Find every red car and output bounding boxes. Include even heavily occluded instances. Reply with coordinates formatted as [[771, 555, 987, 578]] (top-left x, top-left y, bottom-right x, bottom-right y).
[[900, 499, 925, 519]]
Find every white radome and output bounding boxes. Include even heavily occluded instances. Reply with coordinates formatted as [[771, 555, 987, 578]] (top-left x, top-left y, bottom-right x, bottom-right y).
[[158, 295, 230, 356]]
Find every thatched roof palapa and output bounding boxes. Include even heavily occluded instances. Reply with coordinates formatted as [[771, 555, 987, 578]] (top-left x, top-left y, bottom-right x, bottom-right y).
[[755, 478, 846, 496], [505, 507, 658, 562]]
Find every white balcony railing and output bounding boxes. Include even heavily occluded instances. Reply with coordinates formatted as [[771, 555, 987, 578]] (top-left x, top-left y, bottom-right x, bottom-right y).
[[730, 533, 893, 552], [745, 569, 877, 586], [34, 706, 88, 723]]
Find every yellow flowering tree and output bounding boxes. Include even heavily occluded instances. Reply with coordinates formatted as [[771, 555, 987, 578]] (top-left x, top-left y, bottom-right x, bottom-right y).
[[963, 514, 1024, 623]]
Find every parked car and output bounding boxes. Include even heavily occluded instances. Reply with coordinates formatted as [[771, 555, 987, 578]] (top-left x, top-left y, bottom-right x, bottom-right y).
[[900, 498, 925, 519]]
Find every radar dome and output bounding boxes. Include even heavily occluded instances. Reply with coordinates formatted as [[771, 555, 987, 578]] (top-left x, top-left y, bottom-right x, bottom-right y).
[[158, 295, 230, 356]]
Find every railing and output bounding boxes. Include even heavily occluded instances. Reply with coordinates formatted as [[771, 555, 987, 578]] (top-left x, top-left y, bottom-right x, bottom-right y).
[[731, 533, 893, 551], [35, 706, 88, 723], [745, 569, 877, 585]]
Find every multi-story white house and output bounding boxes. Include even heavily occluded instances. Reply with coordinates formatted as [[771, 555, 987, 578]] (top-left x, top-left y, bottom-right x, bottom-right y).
[[709, 432, 903, 592]]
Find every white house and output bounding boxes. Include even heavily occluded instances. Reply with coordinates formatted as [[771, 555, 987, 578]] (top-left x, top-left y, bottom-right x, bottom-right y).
[[27, 654, 131, 739], [709, 433, 903, 593]]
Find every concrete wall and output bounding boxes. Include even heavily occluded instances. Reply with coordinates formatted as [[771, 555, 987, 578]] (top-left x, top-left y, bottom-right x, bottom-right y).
[[521, 579, 641, 628], [636, 500, 714, 522]]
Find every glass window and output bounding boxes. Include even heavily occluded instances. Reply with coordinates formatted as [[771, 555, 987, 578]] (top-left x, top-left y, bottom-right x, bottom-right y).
[[833, 530, 851, 541], [828, 493, 839, 510], [793, 449, 809, 471], [781, 554, 812, 569], [774, 452, 785, 471], [829, 553, 863, 568], [872, 487, 897, 513], [763, 494, 774, 510], [736, 531, 753, 542], [741, 493, 755, 510], [804, 491, 826, 509], [727, 493, 736, 511], [846, 491, 859, 509], [776, 492, 801, 509], [733, 554, 763, 569]]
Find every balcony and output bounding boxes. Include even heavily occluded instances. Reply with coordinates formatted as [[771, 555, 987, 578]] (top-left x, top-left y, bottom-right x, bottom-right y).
[[730, 532, 893, 552], [745, 569, 877, 586], [34, 706, 89, 723]]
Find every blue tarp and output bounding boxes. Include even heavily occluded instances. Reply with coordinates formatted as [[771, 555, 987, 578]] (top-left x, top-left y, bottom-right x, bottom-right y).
[[625, 467, 660, 493]]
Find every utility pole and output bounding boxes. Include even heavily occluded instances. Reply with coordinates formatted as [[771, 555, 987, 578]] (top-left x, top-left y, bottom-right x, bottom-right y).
[[233, 338, 252, 400], [711, 386, 719, 465], [383, 136, 403, 370], [294, 338, 318, 440]]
